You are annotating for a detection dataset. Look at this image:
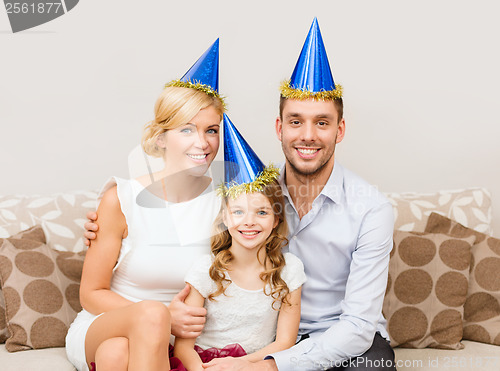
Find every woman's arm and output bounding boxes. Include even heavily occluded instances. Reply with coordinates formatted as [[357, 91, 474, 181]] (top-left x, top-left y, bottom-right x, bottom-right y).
[[79, 186, 133, 314], [173, 284, 206, 371], [241, 287, 301, 362]]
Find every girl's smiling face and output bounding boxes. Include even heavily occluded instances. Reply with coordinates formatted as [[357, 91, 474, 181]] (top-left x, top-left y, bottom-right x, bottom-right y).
[[223, 192, 278, 252]]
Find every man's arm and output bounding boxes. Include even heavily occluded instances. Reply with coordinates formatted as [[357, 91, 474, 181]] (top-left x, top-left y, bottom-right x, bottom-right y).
[[268, 202, 394, 371], [83, 210, 98, 246]]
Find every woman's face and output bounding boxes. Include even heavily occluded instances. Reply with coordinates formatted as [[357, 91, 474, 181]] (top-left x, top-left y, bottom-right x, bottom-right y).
[[158, 105, 220, 177]]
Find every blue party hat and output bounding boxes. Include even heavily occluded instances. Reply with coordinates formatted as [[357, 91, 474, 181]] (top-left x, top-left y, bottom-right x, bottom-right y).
[[280, 18, 342, 100], [165, 39, 224, 104], [220, 114, 279, 198]]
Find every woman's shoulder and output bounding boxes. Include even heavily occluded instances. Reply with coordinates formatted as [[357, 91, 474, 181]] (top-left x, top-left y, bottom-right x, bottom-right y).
[[97, 177, 139, 217], [98, 176, 134, 199]]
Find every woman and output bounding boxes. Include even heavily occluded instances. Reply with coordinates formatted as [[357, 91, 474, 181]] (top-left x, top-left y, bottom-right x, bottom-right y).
[[66, 41, 225, 371]]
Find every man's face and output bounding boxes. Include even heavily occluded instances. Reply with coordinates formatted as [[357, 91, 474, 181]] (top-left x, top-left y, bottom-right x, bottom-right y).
[[276, 99, 345, 177]]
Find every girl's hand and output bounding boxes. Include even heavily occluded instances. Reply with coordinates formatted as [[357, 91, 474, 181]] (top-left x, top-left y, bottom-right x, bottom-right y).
[[202, 357, 276, 371], [202, 357, 244, 370], [169, 284, 207, 338]]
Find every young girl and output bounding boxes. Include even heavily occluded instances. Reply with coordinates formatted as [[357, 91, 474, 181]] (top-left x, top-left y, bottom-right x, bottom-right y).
[[173, 116, 306, 371]]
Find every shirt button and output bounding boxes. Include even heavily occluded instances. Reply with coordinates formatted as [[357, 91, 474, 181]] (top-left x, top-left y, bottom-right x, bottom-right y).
[[293, 236, 297, 240]]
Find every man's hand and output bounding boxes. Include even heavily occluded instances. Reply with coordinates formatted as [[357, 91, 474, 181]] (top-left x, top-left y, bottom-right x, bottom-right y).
[[169, 284, 207, 338], [202, 358, 278, 371], [83, 211, 98, 246]]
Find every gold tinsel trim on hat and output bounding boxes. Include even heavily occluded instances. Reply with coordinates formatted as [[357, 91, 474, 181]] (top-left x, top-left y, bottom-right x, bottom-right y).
[[279, 80, 343, 100], [217, 165, 280, 199], [165, 79, 226, 109]]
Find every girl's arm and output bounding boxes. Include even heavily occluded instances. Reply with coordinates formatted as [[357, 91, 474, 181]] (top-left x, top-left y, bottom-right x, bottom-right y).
[[79, 186, 134, 314], [242, 287, 302, 362], [174, 284, 206, 371]]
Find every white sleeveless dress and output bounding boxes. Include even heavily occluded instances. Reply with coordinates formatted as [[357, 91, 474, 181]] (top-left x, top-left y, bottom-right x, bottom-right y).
[[65, 176, 220, 371]]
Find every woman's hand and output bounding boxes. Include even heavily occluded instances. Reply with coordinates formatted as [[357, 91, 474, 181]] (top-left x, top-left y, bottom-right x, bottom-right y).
[[169, 284, 207, 338], [84, 211, 98, 246]]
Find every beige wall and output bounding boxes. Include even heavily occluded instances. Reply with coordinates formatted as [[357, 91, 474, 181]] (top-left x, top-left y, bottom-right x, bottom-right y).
[[1, 0, 499, 235]]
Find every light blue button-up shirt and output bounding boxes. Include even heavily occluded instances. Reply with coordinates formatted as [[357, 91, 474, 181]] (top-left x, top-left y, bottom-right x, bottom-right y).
[[269, 162, 394, 370]]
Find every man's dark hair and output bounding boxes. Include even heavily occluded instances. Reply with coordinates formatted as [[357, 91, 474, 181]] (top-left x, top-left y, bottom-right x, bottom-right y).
[[279, 96, 343, 123]]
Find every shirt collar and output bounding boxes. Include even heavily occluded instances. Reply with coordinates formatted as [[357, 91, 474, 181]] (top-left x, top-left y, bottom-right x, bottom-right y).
[[321, 162, 344, 204], [278, 161, 345, 205]]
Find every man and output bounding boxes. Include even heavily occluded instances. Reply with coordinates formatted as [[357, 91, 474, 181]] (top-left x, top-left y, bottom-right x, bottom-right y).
[[85, 18, 396, 371]]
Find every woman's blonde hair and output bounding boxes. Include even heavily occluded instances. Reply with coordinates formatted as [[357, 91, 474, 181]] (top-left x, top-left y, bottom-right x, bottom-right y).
[[142, 86, 225, 158], [208, 180, 290, 308]]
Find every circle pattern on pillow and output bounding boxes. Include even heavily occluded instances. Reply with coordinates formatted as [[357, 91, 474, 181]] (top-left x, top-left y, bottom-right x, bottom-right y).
[[463, 324, 491, 344], [464, 292, 500, 322], [475, 257, 500, 291], [31, 317, 68, 349], [487, 237, 500, 255], [389, 306, 428, 344], [3, 287, 21, 318], [24, 280, 64, 314], [0, 305, 7, 343], [0, 225, 85, 351], [435, 272, 468, 307], [430, 309, 462, 345], [383, 231, 475, 349], [66, 284, 82, 313], [0, 256, 13, 281], [394, 269, 432, 304], [398, 236, 436, 266], [439, 240, 471, 270], [16, 251, 54, 277]]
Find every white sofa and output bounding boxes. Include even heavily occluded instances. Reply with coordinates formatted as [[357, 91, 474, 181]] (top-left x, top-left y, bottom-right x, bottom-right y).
[[0, 187, 498, 371]]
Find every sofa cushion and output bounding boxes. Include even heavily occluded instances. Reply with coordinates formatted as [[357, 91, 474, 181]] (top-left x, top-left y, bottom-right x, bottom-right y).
[[0, 190, 98, 253], [0, 344, 76, 371], [385, 188, 492, 235], [0, 226, 85, 352], [383, 230, 475, 349], [425, 212, 500, 346], [393, 340, 500, 371]]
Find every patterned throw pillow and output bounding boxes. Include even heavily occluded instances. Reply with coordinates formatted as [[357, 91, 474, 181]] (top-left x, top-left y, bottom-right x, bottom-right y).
[[0, 225, 85, 352], [383, 230, 475, 349], [385, 188, 492, 235], [0, 190, 98, 252], [425, 212, 500, 345]]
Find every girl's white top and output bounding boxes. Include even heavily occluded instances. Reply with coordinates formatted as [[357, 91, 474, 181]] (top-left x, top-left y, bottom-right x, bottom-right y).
[[185, 252, 306, 353], [100, 176, 221, 305]]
